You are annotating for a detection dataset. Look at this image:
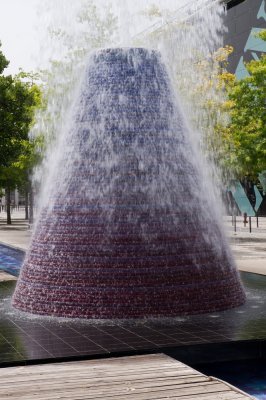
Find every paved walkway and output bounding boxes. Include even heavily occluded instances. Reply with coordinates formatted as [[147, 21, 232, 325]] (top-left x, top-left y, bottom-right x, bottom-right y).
[[0, 210, 265, 275], [225, 216, 266, 275], [0, 210, 31, 251]]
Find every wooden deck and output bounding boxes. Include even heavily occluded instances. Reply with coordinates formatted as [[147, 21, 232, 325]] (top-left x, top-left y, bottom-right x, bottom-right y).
[[0, 354, 253, 399]]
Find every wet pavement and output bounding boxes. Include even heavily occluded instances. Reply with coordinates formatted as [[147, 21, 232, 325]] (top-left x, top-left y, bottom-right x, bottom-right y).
[[0, 271, 265, 366], [0, 213, 31, 251], [0, 216, 266, 367]]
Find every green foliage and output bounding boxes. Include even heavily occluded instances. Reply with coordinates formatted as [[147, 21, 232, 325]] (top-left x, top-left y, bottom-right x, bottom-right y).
[[34, 1, 118, 151], [76, 2, 118, 49], [0, 55, 41, 169], [222, 30, 266, 179], [0, 42, 9, 74], [0, 42, 42, 198]]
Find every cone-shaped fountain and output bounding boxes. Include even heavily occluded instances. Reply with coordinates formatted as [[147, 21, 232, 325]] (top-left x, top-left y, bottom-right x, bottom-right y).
[[12, 48, 245, 318]]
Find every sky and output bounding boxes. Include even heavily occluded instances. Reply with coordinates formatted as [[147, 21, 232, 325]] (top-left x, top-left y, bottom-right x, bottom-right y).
[[0, 0, 41, 74], [0, 0, 201, 75]]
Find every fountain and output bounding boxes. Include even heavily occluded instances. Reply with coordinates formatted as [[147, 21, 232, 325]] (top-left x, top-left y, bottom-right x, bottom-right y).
[[12, 47, 245, 319]]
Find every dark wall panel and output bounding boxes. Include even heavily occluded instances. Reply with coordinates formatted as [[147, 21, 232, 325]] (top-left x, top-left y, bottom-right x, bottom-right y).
[[224, 0, 266, 77]]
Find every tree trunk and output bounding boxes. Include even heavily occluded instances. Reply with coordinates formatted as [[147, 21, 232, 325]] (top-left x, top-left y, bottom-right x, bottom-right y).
[[29, 184, 34, 225], [6, 187, 11, 225], [25, 187, 29, 220]]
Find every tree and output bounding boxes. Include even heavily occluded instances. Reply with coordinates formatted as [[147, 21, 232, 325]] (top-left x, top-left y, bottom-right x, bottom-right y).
[[14, 136, 44, 222], [0, 43, 41, 224], [136, 6, 265, 186], [135, 2, 231, 196], [0, 42, 8, 73], [220, 30, 266, 179], [39, 1, 117, 140]]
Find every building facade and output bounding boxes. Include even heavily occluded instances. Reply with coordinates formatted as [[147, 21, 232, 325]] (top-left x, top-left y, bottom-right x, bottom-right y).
[[225, 0, 266, 78], [224, 0, 266, 215]]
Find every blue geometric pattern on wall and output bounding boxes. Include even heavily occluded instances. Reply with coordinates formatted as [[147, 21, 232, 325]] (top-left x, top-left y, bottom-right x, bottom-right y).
[[254, 185, 263, 212], [235, 0, 266, 79], [244, 27, 266, 52], [235, 56, 248, 79], [230, 181, 255, 216], [258, 0, 266, 20]]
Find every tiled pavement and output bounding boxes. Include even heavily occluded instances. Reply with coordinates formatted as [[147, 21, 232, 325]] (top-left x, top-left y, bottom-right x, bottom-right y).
[[0, 227, 265, 367], [0, 271, 265, 366]]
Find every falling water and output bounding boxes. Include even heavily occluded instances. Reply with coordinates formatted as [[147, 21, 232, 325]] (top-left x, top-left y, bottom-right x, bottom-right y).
[[12, 0, 245, 318], [32, 0, 228, 219]]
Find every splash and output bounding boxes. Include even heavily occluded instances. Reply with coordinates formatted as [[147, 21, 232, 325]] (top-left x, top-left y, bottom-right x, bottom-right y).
[[32, 0, 228, 218], [12, 1, 245, 319], [12, 45, 245, 318]]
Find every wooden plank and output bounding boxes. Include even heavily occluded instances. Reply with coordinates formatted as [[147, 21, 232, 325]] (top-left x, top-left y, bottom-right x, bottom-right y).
[[0, 384, 229, 400], [0, 367, 201, 381], [0, 375, 211, 395], [0, 363, 197, 378], [0, 354, 253, 400], [0, 371, 203, 386], [3, 392, 249, 400], [0, 354, 189, 377], [157, 394, 250, 400], [0, 382, 236, 399], [6, 353, 162, 371]]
